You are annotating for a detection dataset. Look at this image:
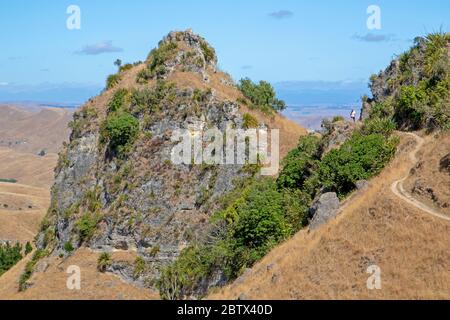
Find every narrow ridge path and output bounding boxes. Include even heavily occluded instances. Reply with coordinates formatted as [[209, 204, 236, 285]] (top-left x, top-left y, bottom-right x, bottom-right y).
[[390, 132, 450, 222]]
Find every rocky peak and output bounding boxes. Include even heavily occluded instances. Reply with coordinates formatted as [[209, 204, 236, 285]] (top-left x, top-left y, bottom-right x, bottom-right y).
[[28, 29, 306, 294], [140, 29, 217, 82], [32, 31, 250, 292], [162, 29, 216, 62]]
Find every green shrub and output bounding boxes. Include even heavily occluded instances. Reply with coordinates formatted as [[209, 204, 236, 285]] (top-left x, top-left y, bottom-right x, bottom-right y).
[[195, 187, 212, 207], [97, 252, 111, 272], [119, 63, 133, 73], [238, 78, 286, 112], [277, 135, 321, 190], [423, 32, 450, 80], [395, 85, 427, 128], [148, 246, 160, 257], [211, 179, 291, 279], [319, 133, 398, 197], [157, 244, 230, 300], [84, 187, 102, 213], [101, 112, 139, 154], [0, 178, 17, 183], [332, 115, 345, 123], [229, 180, 289, 253], [19, 249, 48, 291], [192, 88, 212, 103], [76, 213, 100, 242], [136, 68, 153, 84], [369, 100, 395, 119], [158, 179, 294, 299], [68, 106, 98, 139], [148, 42, 178, 69], [43, 227, 56, 248], [64, 241, 74, 253], [200, 40, 216, 62], [106, 74, 121, 90], [109, 89, 130, 113], [0, 242, 23, 276], [133, 256, 146, 278], [362, 117, 397, 137], [242, 113, 259, 129], [25, 242, 33, 255], [131, 80, 176, 114], [137, 42, 178, 83], [282, 189, 311, 231]]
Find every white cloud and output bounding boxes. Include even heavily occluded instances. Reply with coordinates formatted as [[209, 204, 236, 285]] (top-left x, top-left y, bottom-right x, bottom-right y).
[[351, 33, 398, 43], [269, 10, 294, 19], [75, 41, 123, 55]]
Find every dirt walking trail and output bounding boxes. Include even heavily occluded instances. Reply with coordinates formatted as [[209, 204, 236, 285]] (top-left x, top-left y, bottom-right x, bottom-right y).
[[391, 132, 450, 222]]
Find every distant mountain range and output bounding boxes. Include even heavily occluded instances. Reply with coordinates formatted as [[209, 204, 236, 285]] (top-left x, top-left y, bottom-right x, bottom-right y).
[[0, 80, 370, 130], [0, 83, 103, 106], [274, 80, 370, 107], [274, 80, 370, 130], [0, 80, 370, 106]]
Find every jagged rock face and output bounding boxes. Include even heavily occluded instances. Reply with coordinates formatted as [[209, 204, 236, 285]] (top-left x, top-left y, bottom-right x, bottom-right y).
[[360, 98, 373, 121], [37, 31, 252, 286], [142, 29, 217, 82], [361, 35, 450, 129], [319, 121, 356, 156], [44, 96, 247, 282], [360, 58, 402, 120], [368, 40, 430, 104], [369, 59, 401, 102], [308, 192, 340, 230], [163, 29, 218, 67]]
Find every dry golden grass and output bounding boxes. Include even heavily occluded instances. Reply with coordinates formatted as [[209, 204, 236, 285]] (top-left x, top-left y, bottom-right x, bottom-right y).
[[0, 106, 72, 154], [0, 248, 158, 300], [0, 147, 57, 244], [0, 105, 70, 244], [0, 182, 49, 243], [0, 147, 58, 188], [0, 146, 57, 244], [209, 133, 450, 300]]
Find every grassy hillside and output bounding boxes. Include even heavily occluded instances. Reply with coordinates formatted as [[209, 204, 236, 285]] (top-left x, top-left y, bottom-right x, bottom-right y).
[[210, 132, 450, 300], [157, 116, 399, 299], [207, 32, 450, 300]]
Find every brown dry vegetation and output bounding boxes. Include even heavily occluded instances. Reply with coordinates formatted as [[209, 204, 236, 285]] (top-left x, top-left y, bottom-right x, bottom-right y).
[[0, 147, 58, 188], [0, 248, 158, 300], [0, 106, 70, 245], [210, 133, 450, 300], [0, 106, 72, 154], [0, 105, 116, 300], [0, 182, 50, 244]]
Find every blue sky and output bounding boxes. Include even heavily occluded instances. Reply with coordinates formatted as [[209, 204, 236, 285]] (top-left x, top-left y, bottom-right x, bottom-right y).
[[0, 0, 449, 104]]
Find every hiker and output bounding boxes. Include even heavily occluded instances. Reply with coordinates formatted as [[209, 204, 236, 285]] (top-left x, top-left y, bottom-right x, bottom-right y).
[[350, 109, 357, 123]]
